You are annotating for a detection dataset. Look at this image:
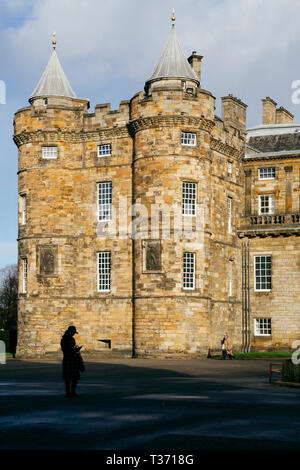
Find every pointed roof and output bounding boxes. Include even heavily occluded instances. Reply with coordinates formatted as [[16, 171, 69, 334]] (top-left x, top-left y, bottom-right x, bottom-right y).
[[146, 25, 199, 85], [30, 48, 77, 100]]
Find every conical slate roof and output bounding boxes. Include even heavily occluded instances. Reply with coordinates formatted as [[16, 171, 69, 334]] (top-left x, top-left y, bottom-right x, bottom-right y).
[[30, 49, 76, 100], [146, 25, 199, 85]]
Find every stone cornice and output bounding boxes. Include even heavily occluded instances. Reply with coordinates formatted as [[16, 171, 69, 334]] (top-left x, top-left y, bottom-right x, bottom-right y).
[[210, 137, 242, 159], [13, 126, 130, 147], [243, 152, 300, 162], [128, 115, 215, 136], [238, 228, 300, 238]]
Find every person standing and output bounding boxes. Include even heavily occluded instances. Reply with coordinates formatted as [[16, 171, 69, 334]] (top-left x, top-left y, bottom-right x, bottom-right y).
[[9, 329, 17, 358], [221, 333, 227, 360], [61, 326, 84, 397]]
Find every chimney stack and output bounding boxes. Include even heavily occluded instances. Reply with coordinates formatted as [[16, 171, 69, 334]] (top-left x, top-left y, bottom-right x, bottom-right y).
[[221, 94, 247, 133], [262, 97, 294, 125], [188, 51, 203, 84], [262, 97, 277, 125], [276, 107, 294, 124]]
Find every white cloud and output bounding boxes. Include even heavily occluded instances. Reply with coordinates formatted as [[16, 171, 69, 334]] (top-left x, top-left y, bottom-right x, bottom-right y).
[[2, 0, 300, 265], [2, 0, 300, 122]]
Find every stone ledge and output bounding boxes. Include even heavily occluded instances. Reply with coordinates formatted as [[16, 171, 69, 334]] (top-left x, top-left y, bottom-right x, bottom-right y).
[[16, 350, 133, 360]]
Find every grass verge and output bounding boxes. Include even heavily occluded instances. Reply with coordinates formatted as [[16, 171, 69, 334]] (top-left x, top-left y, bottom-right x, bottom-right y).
[[212, 352, 291, 359]]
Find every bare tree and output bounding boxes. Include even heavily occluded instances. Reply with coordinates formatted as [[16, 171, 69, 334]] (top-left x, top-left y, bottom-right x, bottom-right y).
[[0, 265, 18, 330]]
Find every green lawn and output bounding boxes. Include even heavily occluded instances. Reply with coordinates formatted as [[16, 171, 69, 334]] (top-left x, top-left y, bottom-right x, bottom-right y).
[[212, 352, 291, 359]]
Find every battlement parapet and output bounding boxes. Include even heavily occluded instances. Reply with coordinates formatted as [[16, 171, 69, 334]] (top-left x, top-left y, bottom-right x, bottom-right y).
[[83, 100, 130, 131], [130, 87, 215, 121], [213, 114, 246, 150], [14, 96, 90, 134]]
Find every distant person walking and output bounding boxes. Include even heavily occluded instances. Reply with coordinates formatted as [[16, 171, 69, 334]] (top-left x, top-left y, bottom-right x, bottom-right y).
[[224, 333, 234, 360], [61, 326, 84, 397]]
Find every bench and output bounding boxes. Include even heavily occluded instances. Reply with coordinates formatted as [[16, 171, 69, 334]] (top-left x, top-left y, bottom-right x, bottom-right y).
[[269, 362, 282, 383]]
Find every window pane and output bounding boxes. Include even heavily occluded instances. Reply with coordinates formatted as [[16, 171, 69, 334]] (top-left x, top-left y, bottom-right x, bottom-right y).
[[183, 252, 195, 289], [98, 252, 111, 291], [259, 195, 275, 215], [255, 318, 271, 336], [98, 144, 111, 156], [255, 256, 272, 291], [227, 197, 232, 233], [42, 147, 57, 159], [259, 168, 275, 179], [20, 195, 26, 225], [182, 182, 196, 216], [22, 258, 27, 294], [181, 132, 196, 146], [98, 182, 112, 221]]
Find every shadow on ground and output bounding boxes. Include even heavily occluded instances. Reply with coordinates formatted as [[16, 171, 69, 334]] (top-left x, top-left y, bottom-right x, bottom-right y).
[[0, 358, 299, 450]]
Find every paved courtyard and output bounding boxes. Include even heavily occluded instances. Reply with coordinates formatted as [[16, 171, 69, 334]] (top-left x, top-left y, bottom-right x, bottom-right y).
[[0, 357, 299, 450]]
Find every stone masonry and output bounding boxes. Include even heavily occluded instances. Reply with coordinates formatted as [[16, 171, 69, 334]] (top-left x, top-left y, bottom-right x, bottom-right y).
[[14, 25, 300, 357]]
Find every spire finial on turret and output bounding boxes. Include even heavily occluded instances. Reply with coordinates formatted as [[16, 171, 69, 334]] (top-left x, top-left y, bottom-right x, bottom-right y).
[[52, 32, 56, 50], [171, 8, 176, 26], [30, 33, 77, 101]]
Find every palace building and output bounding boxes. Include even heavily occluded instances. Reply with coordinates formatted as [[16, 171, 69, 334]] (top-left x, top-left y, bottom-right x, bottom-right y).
[[14, 19, 300, 358]]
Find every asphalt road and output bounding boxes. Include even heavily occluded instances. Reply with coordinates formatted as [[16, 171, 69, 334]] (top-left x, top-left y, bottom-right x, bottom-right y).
[[0, 357, 299, 451]]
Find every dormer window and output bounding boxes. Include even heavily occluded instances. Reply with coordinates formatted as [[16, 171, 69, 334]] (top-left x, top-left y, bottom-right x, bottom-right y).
[[98, 144, 112, 157], [42, 146, 57, 159], [181, 132, 196, 146]]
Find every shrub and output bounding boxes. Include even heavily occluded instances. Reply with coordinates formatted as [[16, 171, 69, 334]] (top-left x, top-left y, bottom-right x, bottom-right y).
[[282, 360, 300, 383]]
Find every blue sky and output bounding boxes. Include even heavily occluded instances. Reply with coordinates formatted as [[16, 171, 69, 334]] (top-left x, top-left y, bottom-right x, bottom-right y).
[[1, 0, 300, 269]]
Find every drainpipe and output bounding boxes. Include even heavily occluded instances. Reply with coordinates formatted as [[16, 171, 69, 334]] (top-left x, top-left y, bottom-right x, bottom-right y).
[[247, 241, 251, 352], [244, 243, 248, 353], [131, 123, 136, 359], [242, 243, 245, 353]]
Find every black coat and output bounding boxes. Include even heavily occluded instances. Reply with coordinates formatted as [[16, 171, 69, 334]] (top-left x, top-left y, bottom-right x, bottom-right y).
[[61, 334, 81, 381]]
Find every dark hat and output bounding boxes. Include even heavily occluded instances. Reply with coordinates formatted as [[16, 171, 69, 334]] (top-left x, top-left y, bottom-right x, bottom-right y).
[[67, 325, 78, 334]]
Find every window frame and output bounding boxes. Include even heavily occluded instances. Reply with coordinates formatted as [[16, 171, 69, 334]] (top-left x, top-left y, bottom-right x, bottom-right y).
[[229, 260, 233, 297], [254, 255, 272, 292], [254, 318, 272, 336], [97, 251, 111, 292], [258, 194, 275, 216], [258, 167, 276, 180], [97, 181, 112, 222], [182, 181, 197, 217], [42, 146, 57, 159], [21, 257, 28, 294], [183, 252, 196, 290], [98, 144, 112, 157], [227, 196, 232, 234], [20, 193, 26, 226], [181, 132, 196, 147]]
